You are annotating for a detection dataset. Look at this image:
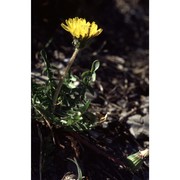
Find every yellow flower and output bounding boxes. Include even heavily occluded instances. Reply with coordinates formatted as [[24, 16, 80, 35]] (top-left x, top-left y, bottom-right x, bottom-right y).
[[61, 17, 103, 40]]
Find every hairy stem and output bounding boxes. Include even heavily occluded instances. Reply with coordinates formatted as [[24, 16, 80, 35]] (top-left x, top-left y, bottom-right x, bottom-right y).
[[52, 48, 79, 111]]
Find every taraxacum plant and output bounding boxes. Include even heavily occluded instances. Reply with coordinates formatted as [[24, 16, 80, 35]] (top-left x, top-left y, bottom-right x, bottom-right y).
[[32, 17, 103, 131]]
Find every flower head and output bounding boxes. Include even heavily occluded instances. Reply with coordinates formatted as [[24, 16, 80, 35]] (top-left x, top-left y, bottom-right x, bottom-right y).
[[61, 17, 103, 48]]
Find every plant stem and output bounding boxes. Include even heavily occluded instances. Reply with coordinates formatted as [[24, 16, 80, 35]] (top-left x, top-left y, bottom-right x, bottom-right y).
[[52, 48, 79, 111]]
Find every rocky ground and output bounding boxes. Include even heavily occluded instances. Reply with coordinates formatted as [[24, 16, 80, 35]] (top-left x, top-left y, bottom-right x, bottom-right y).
[[32, 0, 149, 179]]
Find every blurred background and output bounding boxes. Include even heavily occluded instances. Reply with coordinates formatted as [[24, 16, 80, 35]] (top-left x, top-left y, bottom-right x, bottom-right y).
[[32, 0, 149, 64]]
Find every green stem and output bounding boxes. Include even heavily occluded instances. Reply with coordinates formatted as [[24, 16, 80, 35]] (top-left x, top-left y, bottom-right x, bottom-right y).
[[52, 48, 79, 111]]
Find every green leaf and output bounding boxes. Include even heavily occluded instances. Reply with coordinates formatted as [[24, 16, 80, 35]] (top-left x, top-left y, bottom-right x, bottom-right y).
[[79, 101, 90, 113], [91, 72, 96, 82], [81, 70, 91, 79], [40, 49, 48, 61], [70, 74, 78, 81], [67, 82, 77, 89], [91, 60, 100, 73], [67, 158, 83, 180]]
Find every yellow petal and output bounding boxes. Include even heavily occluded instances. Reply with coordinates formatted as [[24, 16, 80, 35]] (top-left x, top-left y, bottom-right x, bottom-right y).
[[61, 17, 103, 40]]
